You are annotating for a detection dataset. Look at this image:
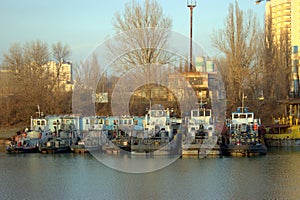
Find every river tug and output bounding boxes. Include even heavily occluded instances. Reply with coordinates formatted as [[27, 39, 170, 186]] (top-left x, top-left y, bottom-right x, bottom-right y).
[[130, 106, 175, 154], [6, 107, 52, 153], [182, 106, 219, 158], [221, 107, 267, 156]]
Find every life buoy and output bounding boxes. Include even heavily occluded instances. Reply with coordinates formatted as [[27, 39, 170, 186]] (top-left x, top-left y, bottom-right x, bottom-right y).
[[254, 123, 258, 131]]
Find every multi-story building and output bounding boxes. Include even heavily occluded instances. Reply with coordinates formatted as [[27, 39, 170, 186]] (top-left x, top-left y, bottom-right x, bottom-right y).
[[195, 56, 215, 73], [0, 60, 74, 96], [47, 61, 74, 92], [168, 56, 220, 109], [265, 0, 300, 96], [266, 0, 292, 43]]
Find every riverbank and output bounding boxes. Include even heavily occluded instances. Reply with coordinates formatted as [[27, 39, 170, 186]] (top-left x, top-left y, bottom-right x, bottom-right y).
[[0, 127, 20, 139]]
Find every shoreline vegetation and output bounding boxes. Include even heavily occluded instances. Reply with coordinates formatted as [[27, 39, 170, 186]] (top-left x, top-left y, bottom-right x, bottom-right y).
[[0, 126, 20, 140]]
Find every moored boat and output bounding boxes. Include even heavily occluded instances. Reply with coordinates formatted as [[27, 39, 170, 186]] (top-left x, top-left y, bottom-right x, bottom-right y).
[[130, 106, 179, 154], [181, 105, 220, 158], [71, 116, 108, 153], [263, 99, 300, 146], [39, 122, 79, 153], [6, 106, 52, 153], [220, 107, 267, 156], [143, 106, 173, 138], [264, 123, 300, 146]]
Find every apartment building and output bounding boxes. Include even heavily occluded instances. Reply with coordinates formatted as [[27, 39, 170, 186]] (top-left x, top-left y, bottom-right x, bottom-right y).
[[47, 61, 74, 92], [266, 0, 300, 95], [0, 60, 74, 98]]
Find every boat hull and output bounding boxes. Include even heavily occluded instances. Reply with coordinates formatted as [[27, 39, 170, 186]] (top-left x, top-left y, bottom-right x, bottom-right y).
[[264, 124, 300, 147], [264, 138, 300, 147], [6, 142, 40, 154], [39, 146, 71, 154], [221, 144, 267, 156], [6, 146, 25, 154], [39, 139, 72, 153]]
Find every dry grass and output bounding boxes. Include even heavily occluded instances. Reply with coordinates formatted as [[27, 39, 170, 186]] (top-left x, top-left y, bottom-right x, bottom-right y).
[[0, 127, 21, 139]]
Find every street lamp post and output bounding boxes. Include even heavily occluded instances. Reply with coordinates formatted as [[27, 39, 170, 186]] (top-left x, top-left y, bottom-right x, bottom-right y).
[[255, 0, 270, 5], [187, 0, 196, 72]]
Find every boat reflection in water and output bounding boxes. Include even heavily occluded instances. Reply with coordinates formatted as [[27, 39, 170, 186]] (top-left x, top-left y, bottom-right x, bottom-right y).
[[2, 147, 300, 199]]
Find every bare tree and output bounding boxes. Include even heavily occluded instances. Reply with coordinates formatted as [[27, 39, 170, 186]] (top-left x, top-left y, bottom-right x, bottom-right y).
[[52, 42, 71, 62], [255, 8, 291, 103], [73, 55, 102, 116], [105, 0, 178, 115], [2, 40, 52, 124], [1, 40, 72, 126], [211, 2, 261, 110], [212, 3, 292, 123], [109, 0, 174, 70], [275, 29, 291, 100], [52, 42, 71, 89]]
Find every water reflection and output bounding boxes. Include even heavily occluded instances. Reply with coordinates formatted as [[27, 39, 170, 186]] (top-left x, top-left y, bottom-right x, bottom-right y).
[[0, 147, 300, 199]]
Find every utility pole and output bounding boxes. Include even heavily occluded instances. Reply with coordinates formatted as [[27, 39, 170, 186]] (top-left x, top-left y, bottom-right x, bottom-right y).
[[187, 0, 196, 72]]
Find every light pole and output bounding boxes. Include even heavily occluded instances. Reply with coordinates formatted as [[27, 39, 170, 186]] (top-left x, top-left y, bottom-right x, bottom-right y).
[[255, 0, 270, 5], [187, 0, 196, 72]]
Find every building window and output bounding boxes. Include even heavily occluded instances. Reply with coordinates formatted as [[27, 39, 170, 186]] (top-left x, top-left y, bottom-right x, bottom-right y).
[[189, 77, 203, 85], [293, 46, 298, 53], [294, 60, 299, 68]]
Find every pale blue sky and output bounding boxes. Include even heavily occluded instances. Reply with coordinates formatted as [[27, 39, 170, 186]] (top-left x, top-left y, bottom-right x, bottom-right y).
[[0, 0, 266, 64]]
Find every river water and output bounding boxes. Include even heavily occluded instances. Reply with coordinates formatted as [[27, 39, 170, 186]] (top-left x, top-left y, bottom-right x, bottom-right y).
[[1, 146, 300, 200]]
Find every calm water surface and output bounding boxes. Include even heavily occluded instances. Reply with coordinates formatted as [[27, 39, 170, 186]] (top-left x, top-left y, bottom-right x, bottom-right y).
[[1, 146, 300, 200]]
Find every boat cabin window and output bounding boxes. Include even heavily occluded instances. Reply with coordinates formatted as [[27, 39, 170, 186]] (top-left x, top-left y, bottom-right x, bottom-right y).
[[192, 110, 198, 117], [37, 120, 41, 126], [150, 111, 156, 117], [273, 129, 279, 134], [233, 114, 239, 119], [197, 110, 211, 117], [205, 110, 211, 116], [86, 119, 89, 124], [247, 114, 253, 119], [200, 110, 204, 116], [90, 119, 95, 125], [119, 119, 132, 125], [150, 110, 166, 117], [239, 114, 246, 118]]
